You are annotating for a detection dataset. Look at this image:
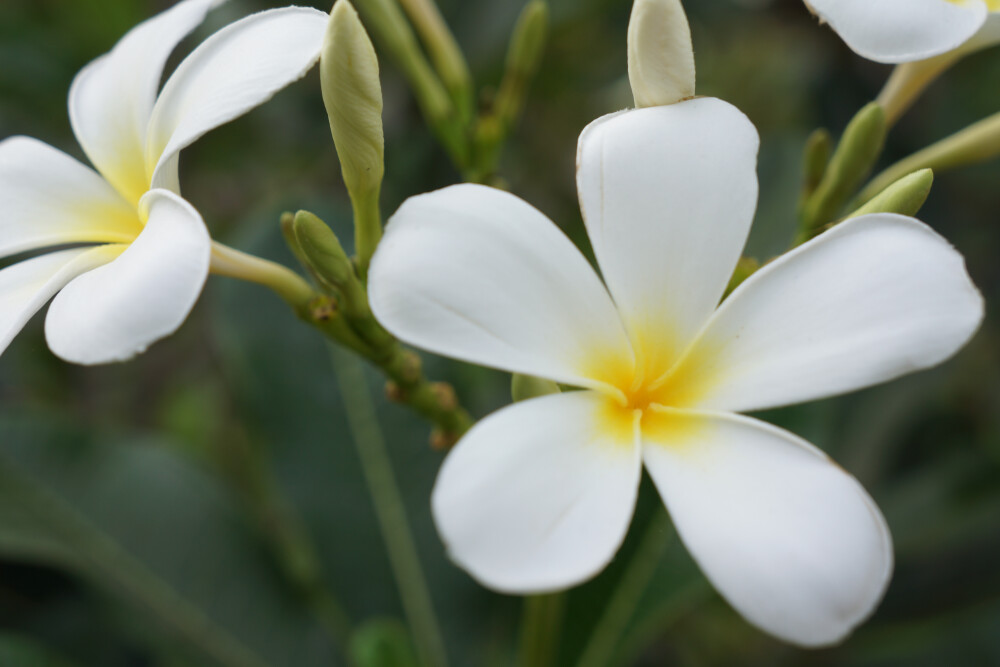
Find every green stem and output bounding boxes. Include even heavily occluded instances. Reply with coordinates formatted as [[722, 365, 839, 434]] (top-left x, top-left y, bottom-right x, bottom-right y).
[[353, 191, 383, 281], [517, 593, 565, 667], [876, 54, 959, 128], [326, 344, 450, 667], [575, 512, 674, 667]]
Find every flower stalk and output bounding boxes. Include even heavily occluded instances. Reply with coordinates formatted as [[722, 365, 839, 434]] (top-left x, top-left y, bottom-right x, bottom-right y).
[[854, 110, 1000, 208], [877, 54, 961, 127], [212, 226, 472, 444]]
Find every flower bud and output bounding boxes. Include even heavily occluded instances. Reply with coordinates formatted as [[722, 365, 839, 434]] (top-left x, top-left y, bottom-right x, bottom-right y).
[[627, 0, 696, 108], [800, 102, 886, 230], [848, 169, 933, 220], [322, 0, 385, 203], [293, 210, 356, 291]]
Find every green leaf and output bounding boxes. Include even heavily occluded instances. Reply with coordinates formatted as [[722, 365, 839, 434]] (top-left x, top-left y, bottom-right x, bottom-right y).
[[0, 414, 339, 667], [0, 634, 80, 667]]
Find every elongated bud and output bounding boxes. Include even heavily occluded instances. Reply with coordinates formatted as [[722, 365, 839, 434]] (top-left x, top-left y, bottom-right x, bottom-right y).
[[497, 0, 548, 122], [848, 169, 933, 220], [293, 210, 357, 291], [322, 0, 384, 274], [511, 373, 560, 402], [801, 128, 832, 195], [627, 0, 695, 108], [505, 1, 548, 88], [800, 102, 886, 231]]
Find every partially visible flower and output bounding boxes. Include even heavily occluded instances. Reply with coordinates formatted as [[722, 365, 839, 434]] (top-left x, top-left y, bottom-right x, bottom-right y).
[[806, 0, 1000, 63], [0, 0, 328, 363], [368, 98, 984, 646]]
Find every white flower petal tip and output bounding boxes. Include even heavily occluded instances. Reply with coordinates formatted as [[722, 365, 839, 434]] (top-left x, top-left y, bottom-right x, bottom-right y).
[[686, 213, 985, 412], [147, 6, 330, 189], [627, 0, 696, 107], [68, 0, 220, 204], [806, 0, 989, 64], [642, 412, 892, 647], [576, 99, 759, 363], [432, 392, 642, 593], [368, 183, 632, 390], [44, 190, 211, 365]]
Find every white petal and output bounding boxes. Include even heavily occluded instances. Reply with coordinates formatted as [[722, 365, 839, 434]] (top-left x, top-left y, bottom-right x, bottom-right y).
[[369, 184, 633, 390], [0, 247, 123, 355], [69, 0, 218, 204], [0, 137, 141, 258], [576, 99, 759, 376], [44, 190, 210, 365], [677, 214, 984, 413], [146, 6, 329, 190], [432, 391, 642, 593], [642, 410, 892, 646], [806, 0, 987, 64], [627, 0, 696, 108]]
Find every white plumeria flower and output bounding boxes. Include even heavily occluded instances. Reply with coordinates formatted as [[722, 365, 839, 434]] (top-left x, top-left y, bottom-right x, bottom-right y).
[[368, 98, 985, 646], [0, 0, 327, 364], [806, 0, 1000, 63]]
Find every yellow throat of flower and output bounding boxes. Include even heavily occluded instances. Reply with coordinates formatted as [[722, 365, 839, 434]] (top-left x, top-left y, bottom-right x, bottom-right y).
[[588, 329, 720, 447]]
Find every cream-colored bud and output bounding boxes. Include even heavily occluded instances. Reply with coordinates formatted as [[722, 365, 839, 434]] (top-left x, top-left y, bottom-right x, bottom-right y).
[[627, 0, 696, 108]]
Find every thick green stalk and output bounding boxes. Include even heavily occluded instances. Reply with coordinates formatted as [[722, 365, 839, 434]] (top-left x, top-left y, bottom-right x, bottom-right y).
[[575, 512, 674, 667], [854, 110, 1000, 208], [326, 344, 450, 667]]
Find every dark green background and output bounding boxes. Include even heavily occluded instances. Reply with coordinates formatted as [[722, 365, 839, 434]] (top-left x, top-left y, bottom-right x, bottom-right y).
[[0, 0, 998, 665]]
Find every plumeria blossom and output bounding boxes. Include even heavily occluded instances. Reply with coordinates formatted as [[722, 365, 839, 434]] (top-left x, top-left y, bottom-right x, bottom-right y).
[[368, 98, 984, 645], [0, 0, 328, 363], [806, 0, 1000, 63]]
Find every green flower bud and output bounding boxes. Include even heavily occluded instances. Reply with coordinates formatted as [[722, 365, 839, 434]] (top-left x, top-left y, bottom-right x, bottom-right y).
[[511, 373, 560, 402], [322, 0, 385, 274], [801, 128, 832, 196], [799, 102, 886, 232], [848, 169, 933, 220], [323, 1, 384, 203], [293, 210, 357, 291]]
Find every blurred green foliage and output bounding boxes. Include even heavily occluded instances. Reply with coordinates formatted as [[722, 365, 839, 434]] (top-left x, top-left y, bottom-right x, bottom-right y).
[[1, 0, 999, 665]]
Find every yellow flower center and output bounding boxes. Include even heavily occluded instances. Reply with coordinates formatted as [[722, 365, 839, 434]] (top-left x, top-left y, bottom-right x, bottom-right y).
[[587, 328, 720, 446]]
